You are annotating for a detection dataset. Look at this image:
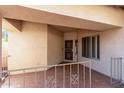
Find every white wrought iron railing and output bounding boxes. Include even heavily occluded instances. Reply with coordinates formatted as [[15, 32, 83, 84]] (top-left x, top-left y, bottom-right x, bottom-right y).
[[0, 61, 92, 88], [110, 57, 123, 86], [1, 56, 8, 80]]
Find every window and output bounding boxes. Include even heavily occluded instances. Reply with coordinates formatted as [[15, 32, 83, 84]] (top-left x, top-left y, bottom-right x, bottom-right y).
[[82, 35, 100, 59], [92, 36, 96, 58], [2, 29, 8, 42], [97, 35, 100, 59]]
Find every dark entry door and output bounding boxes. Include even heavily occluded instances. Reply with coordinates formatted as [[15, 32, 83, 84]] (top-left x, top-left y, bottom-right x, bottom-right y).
[[65, 40, 73, 60]]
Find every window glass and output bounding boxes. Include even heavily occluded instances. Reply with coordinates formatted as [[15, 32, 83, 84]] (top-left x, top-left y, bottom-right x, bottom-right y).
[[92, 36, 96, 58], [97, 35, 100, 59], [82, 35, 100, 60]]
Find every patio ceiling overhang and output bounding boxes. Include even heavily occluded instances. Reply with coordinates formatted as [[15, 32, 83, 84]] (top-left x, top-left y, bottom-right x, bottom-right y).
[[0, 5, 121, 31]]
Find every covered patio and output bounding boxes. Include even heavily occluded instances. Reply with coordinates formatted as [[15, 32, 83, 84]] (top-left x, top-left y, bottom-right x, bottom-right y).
[[0, 5, 124, 88]]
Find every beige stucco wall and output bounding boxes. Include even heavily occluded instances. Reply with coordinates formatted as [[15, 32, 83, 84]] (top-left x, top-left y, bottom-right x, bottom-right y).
[[7, 21, 64, 71], [8, 21, 48, 70], [2, 42, 8, 68], [64, 27, 124, 83], [47, 26, 64, 65], [99, 28, 124, 83], [77, 28, 124, 77]]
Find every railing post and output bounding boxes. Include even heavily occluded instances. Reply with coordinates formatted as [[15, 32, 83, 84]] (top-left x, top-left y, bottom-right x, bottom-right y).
[[117, 58, 119, 81], [44, 67, 46, 88], [114, 58, 116, 80], [70, 64, 71, 88], [118, 58, 120, 81], [8, 71, 10, 88], [77, 63, 79, 88], [63, 65, 65, 88], [89, 60, 92, 88], [110, 57, 113, 85], [23, 70, 25, 88], [35, 69, 37, 87], [83, 63, 85, 88], [55, 66, 57, 88], [120, 58, 122, 82]]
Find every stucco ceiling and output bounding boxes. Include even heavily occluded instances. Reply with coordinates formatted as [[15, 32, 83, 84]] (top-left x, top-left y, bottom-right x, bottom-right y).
[[49, 25, 79, 32], [0, 5, 121, 31], [49, 25, 98, 32]]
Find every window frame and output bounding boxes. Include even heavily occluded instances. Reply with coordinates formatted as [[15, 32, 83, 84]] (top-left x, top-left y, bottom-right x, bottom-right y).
[[82, 35, 100, 60]]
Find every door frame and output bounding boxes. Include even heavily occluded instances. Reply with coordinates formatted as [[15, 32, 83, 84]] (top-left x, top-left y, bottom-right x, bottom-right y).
[[64, 40, 78, 62]]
